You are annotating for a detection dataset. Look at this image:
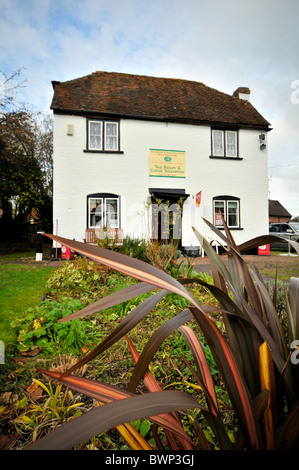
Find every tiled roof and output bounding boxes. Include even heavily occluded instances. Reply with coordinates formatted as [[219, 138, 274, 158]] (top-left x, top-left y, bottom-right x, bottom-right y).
[[269, 200, 292, 217], [51, 71, 270, 129]]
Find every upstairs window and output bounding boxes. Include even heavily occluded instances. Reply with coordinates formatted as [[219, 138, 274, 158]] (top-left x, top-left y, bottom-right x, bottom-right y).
[[105, 122, 118, 150], [213, 196, 240, 228], [212, 130, 238, 158], [89, 121, 102, 149], [87, 120, 120, 152]]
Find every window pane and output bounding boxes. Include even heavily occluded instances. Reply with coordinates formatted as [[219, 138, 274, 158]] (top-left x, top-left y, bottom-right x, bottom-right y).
[[91, 215, 103, 226], [89, 122, 102, 149], [89, 198, 103, 227], [214, 200, 225, 226], [212, 130, 224, 156], [105, 122, 118, 150], [226, 131, 237, 156], [227, 201, 239, 227], [105, 198, 119, 228]]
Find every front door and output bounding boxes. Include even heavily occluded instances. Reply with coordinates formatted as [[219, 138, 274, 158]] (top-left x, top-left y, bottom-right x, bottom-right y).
[[151, 198, 183, 247]]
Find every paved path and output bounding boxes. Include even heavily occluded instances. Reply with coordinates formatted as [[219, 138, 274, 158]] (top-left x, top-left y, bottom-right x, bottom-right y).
[[32, 251, 299, 280]]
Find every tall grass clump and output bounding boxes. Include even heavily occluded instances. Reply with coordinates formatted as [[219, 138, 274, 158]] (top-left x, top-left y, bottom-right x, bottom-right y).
[[26, 217, 299, 450]]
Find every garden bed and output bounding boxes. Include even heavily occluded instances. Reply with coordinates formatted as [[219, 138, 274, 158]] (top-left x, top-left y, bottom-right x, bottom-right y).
[[0, 233, 298, 451], [0, 250, 230, 450]]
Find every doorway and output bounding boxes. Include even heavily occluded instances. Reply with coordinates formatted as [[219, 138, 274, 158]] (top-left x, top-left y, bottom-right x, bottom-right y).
[[149, 188, 189, 247]]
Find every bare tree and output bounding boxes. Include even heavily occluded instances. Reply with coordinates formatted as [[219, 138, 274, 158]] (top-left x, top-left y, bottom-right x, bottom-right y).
[[0, 69, 53, 239], [0, 68, 27, 113]]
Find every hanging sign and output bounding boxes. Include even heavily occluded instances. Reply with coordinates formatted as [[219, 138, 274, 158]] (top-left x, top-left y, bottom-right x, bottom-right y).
[[149, 149, 185, 178]]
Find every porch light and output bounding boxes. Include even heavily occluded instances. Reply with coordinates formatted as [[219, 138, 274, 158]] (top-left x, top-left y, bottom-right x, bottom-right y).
[[259, 132, 266, 149]]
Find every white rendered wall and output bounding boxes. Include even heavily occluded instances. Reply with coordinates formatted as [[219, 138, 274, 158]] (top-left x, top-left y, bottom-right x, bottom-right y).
[[53, 114, 269, 249]]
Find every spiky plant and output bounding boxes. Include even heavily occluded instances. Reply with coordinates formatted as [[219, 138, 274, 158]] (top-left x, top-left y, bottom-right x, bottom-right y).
[[27, 218, 299, 450]]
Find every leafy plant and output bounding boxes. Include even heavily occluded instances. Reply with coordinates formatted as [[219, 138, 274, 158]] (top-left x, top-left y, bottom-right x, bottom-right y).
[[26, 219, 299, 450], [116, 236, 149, 263], [167, 256, 196, 279], [45, 258, 111, 299], [12, 298, 92, 356]]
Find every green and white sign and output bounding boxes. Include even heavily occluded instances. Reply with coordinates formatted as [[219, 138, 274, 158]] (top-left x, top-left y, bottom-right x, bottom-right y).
[[149, 149, 185, 178]]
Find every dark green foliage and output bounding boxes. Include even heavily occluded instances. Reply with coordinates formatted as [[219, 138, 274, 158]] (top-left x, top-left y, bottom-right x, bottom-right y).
[[11, 298, 90, 355], [117, 236, 149, 263], [0, 110, 53, 240]]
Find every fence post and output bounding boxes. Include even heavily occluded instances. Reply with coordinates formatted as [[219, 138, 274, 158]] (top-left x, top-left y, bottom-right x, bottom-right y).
[[36, 231, 45, 261]]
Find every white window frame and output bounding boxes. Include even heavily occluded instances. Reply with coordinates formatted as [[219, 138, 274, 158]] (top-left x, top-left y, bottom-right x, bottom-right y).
[[89, 197, 103, 228], [88, 197, 119, 229], [213, 198, 240, 228], [104, 121, 118, 151], [214, 200, 226, 226], [105, 198, 119, 228], [212, 129, 238, 158], [88, 119, 119, 152], [225, 131, 237, 157], [227, 200, 239, 228], [89, 121, 103, 150], [212, 130, 224, 157]]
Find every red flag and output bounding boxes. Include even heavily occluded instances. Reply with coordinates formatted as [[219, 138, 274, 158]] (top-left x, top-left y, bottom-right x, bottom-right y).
[[196, 191, 202, 207]]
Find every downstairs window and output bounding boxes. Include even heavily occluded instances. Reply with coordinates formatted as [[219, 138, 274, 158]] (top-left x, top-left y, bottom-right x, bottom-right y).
[[213, 196, 240, 228], [87, 194, 119, 229]]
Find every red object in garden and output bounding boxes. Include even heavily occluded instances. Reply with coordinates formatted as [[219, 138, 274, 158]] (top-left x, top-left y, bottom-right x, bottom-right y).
[[61, 245, 75, 260], [258, 244, 270, 256]]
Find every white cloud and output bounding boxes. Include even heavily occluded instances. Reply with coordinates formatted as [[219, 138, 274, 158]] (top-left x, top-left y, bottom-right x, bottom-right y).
[[0, 0, 299, 216]]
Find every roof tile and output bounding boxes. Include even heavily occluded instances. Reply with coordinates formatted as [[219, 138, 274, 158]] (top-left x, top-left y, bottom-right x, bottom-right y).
[[269, 200, 292, 217], [51, 71, 270, 128]]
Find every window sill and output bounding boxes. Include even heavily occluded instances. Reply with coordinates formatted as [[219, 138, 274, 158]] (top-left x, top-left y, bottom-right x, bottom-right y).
[[84, 149, 124, 154], [210, 156, 243, 161], [216, 227, 244, 231]]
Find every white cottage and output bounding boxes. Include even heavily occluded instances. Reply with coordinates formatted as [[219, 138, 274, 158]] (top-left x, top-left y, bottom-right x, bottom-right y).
[[50, 71, 271, 255]]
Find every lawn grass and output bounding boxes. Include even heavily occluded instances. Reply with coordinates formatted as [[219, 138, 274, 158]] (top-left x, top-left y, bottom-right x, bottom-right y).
[[0, 263, 55, 349], [250, 252, 299, 281]]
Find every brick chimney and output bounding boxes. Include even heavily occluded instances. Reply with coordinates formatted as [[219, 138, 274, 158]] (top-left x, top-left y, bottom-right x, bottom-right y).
[[233, 87, 250, 101]]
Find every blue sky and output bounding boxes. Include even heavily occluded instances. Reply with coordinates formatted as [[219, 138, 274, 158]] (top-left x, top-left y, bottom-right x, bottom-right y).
[[1, 0, 299, 217]]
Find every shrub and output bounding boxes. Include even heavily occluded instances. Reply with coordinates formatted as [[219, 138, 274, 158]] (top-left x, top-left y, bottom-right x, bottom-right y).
[[45, 257, 111, 300], [117, 236, 148, 263], [144, 239, 180, 272], [12, 298, 92, 356], [26, 220, 299, 450]]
